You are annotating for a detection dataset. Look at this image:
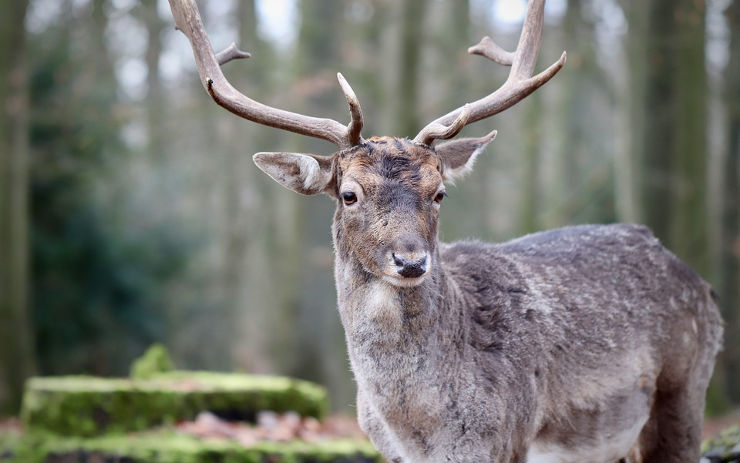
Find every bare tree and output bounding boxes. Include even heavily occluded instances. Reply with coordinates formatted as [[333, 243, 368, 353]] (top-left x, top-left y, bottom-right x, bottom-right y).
[[720, 0, 740, 405], [630, 0, 710, 277], [0, 0, 34, 414]]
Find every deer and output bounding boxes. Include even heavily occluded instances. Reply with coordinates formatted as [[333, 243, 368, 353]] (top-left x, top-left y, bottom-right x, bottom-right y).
[[167, 1, 724, 461]]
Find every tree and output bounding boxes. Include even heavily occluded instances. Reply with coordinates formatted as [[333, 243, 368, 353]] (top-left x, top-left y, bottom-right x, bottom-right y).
[[518, 92, 543, 233], [396, 0, 425, 137], [553, 0, 616, 227], [622, 0, 710, 273], [638, 0, 709, 277], [289, 0, 349, 402], [140, 0, 167, 159], [223, 0, 276, 372], [620, 0, 649, 223], [0, 0, 33, 415], [720, 0, 740, 405]]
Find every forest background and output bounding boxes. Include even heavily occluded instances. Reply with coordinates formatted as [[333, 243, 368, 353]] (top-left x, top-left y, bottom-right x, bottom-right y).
[[1, 0, 739, 417]]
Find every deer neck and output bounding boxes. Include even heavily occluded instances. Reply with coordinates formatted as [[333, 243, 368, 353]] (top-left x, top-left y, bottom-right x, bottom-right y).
[[333, 244, 462, 382]]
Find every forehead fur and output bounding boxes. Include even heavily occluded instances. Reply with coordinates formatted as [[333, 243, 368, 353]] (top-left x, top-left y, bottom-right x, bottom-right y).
[[337, 137, 441, 186]]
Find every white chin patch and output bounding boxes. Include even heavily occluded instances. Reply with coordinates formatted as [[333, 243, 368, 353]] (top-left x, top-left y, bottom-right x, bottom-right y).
[[382, 273, 429, 288]]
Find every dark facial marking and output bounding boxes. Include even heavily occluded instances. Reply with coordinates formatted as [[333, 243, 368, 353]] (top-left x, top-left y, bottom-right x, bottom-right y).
[[377, 182, 423, 212]]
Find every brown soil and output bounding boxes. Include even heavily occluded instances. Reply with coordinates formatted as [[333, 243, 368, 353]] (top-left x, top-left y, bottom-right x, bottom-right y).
[[3, 410, 739, 446], [176, 411, 367, 446], [703, 408, 740, 440]]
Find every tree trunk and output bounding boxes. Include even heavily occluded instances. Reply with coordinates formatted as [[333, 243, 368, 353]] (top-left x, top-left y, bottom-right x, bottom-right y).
[[289, 0, 344, 390], [619, 0, 649, 223], [225, 0, 271, 372], [0, 0, 34, 415], [396, 0, 425, 137], [519, 93, 543, 234], [142, 0, 166, 159], [720, 0, 740, 405], [667, 0, 709, 276], [638, 0, 709, 277]]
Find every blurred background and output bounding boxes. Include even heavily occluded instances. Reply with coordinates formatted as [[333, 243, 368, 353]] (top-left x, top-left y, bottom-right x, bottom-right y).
[[0, 0, 738, 418]]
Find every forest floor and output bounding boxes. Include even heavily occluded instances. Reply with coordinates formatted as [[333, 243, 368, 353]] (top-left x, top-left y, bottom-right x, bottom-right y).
[[2, 410, 739, 441], [703, 408, 740, 440], [0, 413, 365, 441], [0, 417, 21, 434]]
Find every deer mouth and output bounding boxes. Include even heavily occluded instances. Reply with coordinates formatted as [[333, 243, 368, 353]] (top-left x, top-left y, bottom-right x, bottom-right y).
[[381, 254, 432, 287], [382, 273, 430, 288]]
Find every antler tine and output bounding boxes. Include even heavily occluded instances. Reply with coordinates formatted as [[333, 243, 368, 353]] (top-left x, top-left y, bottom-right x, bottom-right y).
[[337, 73, 364, 146], [510, 0, 546, 80], [415, 0, 566, 145], [215, 42, 251, 66], [414, 104, 471, 146], [168, 0, 363, 148], [468, 36, 513, 66]]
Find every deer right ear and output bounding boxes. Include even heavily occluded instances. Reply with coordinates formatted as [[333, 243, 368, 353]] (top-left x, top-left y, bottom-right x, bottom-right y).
[[253, 152, 334, 196], [435, 130, 497, 181]]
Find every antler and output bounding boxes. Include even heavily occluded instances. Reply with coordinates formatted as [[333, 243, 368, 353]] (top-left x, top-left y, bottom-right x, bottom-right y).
[[414, 0, 566, 146], [168, 0, 364, 148]]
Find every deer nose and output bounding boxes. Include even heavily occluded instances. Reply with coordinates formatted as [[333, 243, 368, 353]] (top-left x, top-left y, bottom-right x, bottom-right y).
[[392, 253, 428, 278]]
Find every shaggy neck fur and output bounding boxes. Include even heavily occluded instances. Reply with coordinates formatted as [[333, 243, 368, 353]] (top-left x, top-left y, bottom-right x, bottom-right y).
[[332, 221, 485, 460], [334, 244, 454, 360]]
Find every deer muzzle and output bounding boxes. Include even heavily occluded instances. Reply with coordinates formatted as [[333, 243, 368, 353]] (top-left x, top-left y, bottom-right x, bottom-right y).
[[388, 233, 429, 279], [393, 252, 428, 278]]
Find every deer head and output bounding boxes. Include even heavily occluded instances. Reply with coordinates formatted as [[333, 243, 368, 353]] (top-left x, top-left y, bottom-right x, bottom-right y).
[[253, 135, 504, 287], [168, 0, 566, 287]]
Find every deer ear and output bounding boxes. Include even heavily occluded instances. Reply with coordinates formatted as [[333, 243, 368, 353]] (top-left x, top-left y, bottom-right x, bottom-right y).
[[253, 152, 334, 196], [435, 130, 497, 181]]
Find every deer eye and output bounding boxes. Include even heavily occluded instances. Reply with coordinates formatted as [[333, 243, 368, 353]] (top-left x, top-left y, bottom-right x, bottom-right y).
[[341, 191, 358, 205], [434, 191, 447, 204]]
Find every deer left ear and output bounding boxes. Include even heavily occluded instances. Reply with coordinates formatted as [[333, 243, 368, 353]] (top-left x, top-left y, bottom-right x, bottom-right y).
[[436, 130, 497, 181], [253, 152, 334, 196]]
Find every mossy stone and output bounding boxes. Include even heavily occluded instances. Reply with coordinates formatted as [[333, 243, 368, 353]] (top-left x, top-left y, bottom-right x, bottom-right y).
[[22, 372, 328, 437], [0, 427, 22, 461], [3, 432, 380, 463], [702, 425, 740, 462]]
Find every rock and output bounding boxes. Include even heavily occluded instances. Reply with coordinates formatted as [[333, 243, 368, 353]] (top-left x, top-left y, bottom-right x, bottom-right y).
[[0, 425, 21, 462], [21, 371, 328, 437], [702, 425, 740, 462], [4, 431, 380, 463], [6, 369, 377, 462]]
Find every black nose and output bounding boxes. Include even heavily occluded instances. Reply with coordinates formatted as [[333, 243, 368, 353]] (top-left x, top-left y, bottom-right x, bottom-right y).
[[393, 253, 428, 278]]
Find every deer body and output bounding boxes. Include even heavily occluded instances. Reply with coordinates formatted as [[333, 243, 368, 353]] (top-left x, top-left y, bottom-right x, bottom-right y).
[[248, 135, 722, 463], [168, 0, 724, 460], [337, 213, 722, 462]]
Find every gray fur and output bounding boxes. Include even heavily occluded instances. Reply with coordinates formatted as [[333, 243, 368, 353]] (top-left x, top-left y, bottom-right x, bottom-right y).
[[255, 137, 724, 463]]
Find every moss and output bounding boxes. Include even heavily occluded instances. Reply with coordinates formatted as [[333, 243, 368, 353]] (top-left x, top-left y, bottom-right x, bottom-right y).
[[702, 425, 740, 460], [130, 344, 175, 379], [0, 428, 22, 461], [22, 372, 328, 436], [5, 432, 380, 463]]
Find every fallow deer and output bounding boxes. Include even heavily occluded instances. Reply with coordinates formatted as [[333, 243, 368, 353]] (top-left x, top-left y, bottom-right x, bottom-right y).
[[168, 1, 724, 461]]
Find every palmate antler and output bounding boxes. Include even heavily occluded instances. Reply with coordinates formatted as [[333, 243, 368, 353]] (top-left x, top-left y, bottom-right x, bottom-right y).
[[414, 0, 566, 146], [167, 0, 364, 148]]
